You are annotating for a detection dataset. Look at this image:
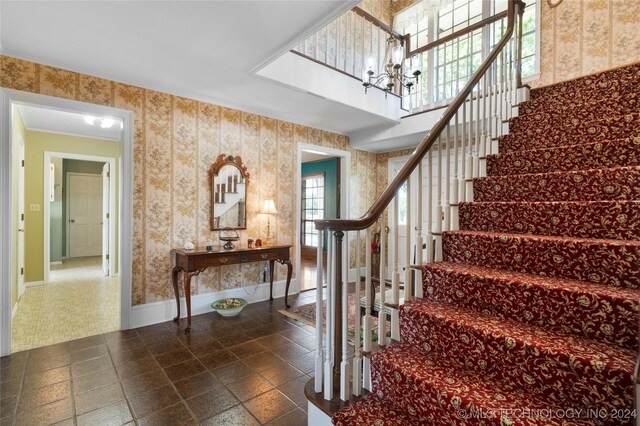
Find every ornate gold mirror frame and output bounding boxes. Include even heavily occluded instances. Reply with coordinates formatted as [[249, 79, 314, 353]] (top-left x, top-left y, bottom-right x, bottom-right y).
[[209, 154, 250, 231]]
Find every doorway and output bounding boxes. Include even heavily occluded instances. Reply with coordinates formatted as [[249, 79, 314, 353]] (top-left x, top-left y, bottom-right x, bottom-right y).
[[296, 145, 350, 294], [0, 89, 133, 356]]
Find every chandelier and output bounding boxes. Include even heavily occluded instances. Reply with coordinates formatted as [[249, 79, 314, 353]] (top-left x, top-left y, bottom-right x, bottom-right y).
[[362, 36, 422, 97]]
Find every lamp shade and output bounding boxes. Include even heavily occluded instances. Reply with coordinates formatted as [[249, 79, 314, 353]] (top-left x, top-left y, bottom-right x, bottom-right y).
[[261, 199, 278, 215]]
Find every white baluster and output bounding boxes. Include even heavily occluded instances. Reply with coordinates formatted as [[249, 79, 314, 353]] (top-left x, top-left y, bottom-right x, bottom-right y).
[[405, 175, 412, 303], [480, 74, 488, 177], [499, 48, 505, 136], [444, 125, 451, 233], [426, 151, 433, 264], [435, 136, 443, 262], [335, 15, 340, 70], [452, 112, 459, 231], [467, 94, 475, 202], [340, 232, 350, 401], [378, 216, 387, 346], [460, 99, 467, 205], [391, 195, 400, 341], [315, 231, 324, 393], [353, 230, 362, 396], [415, 161, 424, 298], [363, 228, 373, 390], [324, 233, 334, 400], [474, 83, 481, 179]]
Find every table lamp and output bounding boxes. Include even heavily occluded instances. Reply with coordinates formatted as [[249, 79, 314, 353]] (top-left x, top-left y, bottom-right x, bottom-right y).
[[261, 199, 278, 246]]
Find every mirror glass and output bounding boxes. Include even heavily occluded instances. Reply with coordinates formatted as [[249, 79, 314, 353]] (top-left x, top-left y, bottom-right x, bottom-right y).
[[210, 155, 249, 230]]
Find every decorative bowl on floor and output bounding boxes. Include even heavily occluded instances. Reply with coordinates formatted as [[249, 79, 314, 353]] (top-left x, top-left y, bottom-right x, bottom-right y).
[[211, 298, 247, 317]]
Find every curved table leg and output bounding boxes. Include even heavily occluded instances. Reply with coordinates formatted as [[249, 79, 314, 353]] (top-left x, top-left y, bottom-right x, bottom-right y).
[[172, 267, 181, 321], [184, 272, 194, 333], [283, 260, 293, 308], [269, 259, 276, 301]]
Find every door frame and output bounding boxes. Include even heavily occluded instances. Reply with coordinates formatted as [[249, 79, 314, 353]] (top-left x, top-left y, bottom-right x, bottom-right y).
[[0, 89, 134, 356], [295, 143, 350, 294], [17, 133, 26, 299], [56, 165, 114, 270]]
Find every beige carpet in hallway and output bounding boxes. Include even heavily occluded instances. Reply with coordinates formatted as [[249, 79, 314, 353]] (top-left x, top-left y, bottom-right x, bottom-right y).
[[11, 256, 119, 352]]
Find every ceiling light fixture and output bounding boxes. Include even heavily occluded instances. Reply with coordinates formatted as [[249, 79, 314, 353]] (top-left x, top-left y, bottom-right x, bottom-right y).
[[101, 118, 115, 129], [362, 37, 421, 98], [83, 115, 96, 125]]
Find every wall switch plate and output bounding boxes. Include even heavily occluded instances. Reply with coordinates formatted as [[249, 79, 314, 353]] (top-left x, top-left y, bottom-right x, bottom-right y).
[[29, 204, 40, 212]]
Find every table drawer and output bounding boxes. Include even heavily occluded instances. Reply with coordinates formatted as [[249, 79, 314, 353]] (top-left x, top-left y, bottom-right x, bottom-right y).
[[245, 251, 278, 262], [191, 254, 240, 269]]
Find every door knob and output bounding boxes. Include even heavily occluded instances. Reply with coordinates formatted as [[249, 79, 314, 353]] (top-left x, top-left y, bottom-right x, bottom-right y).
[[18, 228, 24, 232], [70, 219, 75, 223]]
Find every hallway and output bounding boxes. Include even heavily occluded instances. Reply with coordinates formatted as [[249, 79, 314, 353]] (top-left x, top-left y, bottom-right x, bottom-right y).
[[11, 257, 119, 352]]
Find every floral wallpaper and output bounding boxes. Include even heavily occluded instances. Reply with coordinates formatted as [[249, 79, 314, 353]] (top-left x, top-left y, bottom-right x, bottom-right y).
[[532, 0, 640, 88], [359, 0, 393, 26], [0, 55, 378, 306]]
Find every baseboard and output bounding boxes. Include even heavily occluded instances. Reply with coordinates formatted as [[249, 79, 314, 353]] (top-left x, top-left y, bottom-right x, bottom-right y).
[[50, 261, 62, 265], [25, 281, 44, 287], [129, 278, 297, 329], [11, 303, 18, 319], [308, 401, 332, 425]]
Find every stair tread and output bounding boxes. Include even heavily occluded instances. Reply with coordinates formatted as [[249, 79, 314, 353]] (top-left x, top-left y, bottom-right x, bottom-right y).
[[459, 200, 640, 240], [447, 229, 640, 247], [425, 261, 640, 300], [528, 63, 640, 100], [422, 262, 639, 350], [489, 136, 636, 159], [503, 112, 640, 137], [499, 112, 640, 153], [476, 164, 640, 181], [403, 299, 636, 370], [332, 393, 425, 426], [518, 92, 639, 120], [474, 165, 640, 202], [369, 344, 599, 426], [487, 136, 640, 177]]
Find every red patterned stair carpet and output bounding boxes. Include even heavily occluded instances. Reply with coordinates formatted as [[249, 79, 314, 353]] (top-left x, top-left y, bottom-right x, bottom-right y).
[[333, 63, 640, 425]]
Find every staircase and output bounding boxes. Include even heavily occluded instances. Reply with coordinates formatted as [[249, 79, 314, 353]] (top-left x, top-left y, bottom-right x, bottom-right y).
[[332, 65, 640, 425]]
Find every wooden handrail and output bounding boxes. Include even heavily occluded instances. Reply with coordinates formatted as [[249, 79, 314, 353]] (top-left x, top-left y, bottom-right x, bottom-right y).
[[352, 6, 404, 39], [409, 10, 509, 56], [315, 0, 522, 232]]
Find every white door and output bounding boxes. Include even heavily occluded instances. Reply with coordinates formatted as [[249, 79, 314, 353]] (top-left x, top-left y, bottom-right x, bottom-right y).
[[69, 174, 103, 258], [102, 163, 110, 276], [17, 138, 25, 297]]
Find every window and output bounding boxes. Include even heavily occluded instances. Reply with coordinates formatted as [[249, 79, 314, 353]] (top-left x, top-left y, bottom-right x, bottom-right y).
[[394, 0, 539, 109], [301, 174, 325, 247]]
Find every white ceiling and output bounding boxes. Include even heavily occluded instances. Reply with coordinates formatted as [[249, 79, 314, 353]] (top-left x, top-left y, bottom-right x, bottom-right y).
[[18, 104, 123, 141], [0, 1, 401, 136], [301, 150, 335, 163]]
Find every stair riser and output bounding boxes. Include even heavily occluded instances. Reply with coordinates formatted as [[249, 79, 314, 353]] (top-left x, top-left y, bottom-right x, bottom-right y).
[[399, 307, 634, 412], [422, 265, 639, 350], [499, 113, 640, 153], [528, 63, 640, 102], [513, 95, 639, 133], [459, 201, 640, 240], [487, 138, 640, 176], [474, 167, 640, 202], [442, 232, 640, 289]]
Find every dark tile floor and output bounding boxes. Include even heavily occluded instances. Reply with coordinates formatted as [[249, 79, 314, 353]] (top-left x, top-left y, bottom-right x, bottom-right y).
[[1, 292, 320, 425]]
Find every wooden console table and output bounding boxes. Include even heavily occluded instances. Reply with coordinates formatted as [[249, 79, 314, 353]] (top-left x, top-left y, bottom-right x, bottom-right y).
[[171, 244, 292, 332]]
